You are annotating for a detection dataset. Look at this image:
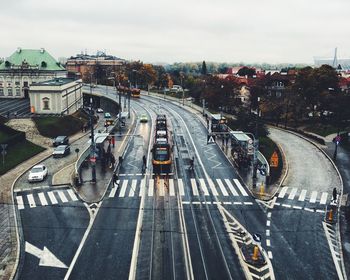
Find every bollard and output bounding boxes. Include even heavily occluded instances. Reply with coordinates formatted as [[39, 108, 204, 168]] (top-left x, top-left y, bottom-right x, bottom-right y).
[[252, 245, 259, 261], [328, 209, 333, 222]]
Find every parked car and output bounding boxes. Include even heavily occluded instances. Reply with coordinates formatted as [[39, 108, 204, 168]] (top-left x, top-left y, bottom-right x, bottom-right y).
[[170, 85, 183, 92], [28, 165, 48, 182], [53, 136, 69, 147], [140, 114, 148, 123], [104, 112, 111, 119], [52, 145, 71, 158], [97, 108, 104, 113]]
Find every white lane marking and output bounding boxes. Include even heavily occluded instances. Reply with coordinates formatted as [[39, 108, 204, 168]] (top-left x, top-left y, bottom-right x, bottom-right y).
[[67, 189, 78, 201], [278, 187, 288, 198], [16, 195, 24, 210], [182, 201, 190, 205], [268, 251, 273, 259], [57, 191, 68, 203], [266, 220, 271, 226], [199, 178, 209, 196], [109, 180, 119, 197], [304, 207, 314, 212], [119, 180, 128, 197], [216, 179, 229, 196], [190, 179, 199, 196], [282, 204, 292, 208], [223, 202, 232, 205], [47, 191, 58, 204], [266, 239, 271, 247], [288, 188, 298, 200], [309, 191, 318, 203], [178, 179, 185, 196], [129, 179, 137, 197], [298, 189, 307, 201], [233, 202, 242, 205], [316, 209, 325, 213], [148, 179, 154, 197], [293, 206, 302, 210], [205, 201, 212, 204], [27, 194, 36, 208], [139, 179, 145, 197], [233, 179, 248, 196], [169, 179, 175, 196], [159, 179, 165, 196], [275, 202, 280, 206], [224, 179, 238, 196], [266, 229, 270, 237], [38, 192, 48, 206], [267, 212, 272, 218], [320, 192, 328, 205], [244, 202, 253, 205], [193, 201, 200, 205], [207, 178, 219, 196]]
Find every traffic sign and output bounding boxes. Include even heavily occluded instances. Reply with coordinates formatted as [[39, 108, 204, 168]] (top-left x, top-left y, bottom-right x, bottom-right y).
[[90, 157, 96, 163], [253, 233, 262, 243], [207, 134, 216, 144], [270, 151, 279, 167]]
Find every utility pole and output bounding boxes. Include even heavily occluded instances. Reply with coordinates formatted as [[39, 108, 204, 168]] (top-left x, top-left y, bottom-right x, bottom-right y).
[[89, 97, 96, 183]]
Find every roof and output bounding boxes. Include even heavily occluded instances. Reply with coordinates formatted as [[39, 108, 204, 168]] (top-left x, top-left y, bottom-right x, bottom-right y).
[[230, 131, 252, 142], [0, 48, 65, 71], [33, 78, 76, 86]]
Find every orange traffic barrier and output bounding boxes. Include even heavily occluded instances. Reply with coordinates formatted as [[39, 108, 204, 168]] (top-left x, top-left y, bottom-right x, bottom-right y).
[[252, 245, 259, 261]]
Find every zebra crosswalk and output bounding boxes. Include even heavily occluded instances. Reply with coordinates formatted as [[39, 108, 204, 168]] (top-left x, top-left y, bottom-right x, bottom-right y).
[[15, 188, 80, 210], [108, 178, 249, 199], [277, 186, 331, 205]]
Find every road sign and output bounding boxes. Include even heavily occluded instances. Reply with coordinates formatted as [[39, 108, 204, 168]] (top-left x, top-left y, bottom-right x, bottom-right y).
[[270, 151, 279, 167], [253, 233, 262, 243], [207, 134, 216, 144], [90, 157, 96, 163]]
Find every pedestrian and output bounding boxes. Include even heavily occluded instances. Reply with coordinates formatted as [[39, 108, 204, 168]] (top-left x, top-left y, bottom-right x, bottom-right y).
[[222, 136, 225, 146], [225, 135, 229, 146], [110, 154, 115, 169], [113, 172, 119, 186], [111, 136, 115, 148], [333, 187, 337, 201], [142, 155, 147, 170], [189, 156, 194, 170]]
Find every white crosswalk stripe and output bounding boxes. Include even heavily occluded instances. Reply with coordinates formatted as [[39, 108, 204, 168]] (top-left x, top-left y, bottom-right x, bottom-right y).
[[169, 179, 175, 196], [16, 195, 24, 210], [47, 191, 58, 204], [288, 188, 298, 200], [27, 194, 36, 208], [109, 180, 119, 197], [233, 179, 248, 196], [216, 179, 229, 196], [199, 178, 209, 196], [309, 191, 318, 203], [190, 179, 199, 196], [178, 179, 185, 196], [139, 179, 145, 197], [224, 179, 239, 196], [67, 189, 78, 201], [159, 179, 165, 196], [129, 179, 137, 197], [319, 192, 328, 205], [278, 187, 288, 198], [298, 189, 307, 201], [208, 178, 219, 196], [119, 180, 128, 197], [148, 179, 154, 197], [57, 191, 68, 203], [38, 192, 48, 206]]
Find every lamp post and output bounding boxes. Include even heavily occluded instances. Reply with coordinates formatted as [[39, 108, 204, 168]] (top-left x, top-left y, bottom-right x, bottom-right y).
[[89, 97, 96, 183]]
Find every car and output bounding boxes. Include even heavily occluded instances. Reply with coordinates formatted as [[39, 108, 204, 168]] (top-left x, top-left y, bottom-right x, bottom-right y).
[[52, 145, 71, 158], [28, 165, 48, 182], [97, 108, 104, 113], [140, 114, 148, 123], [104, 112, 111, 119], [53, 136, 69, 147]]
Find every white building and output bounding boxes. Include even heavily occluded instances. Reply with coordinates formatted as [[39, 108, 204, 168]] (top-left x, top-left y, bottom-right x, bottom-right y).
[[29, 78, 82, 115], [0, 48, 67, 98]]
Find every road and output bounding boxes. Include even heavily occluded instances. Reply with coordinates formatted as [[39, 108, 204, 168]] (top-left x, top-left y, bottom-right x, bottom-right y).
[[12, 88, 345, 280]]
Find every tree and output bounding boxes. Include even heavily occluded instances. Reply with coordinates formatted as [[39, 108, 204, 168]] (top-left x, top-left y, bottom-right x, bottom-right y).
[[201, 61, 207, 75], [237, 67, 256, 77]]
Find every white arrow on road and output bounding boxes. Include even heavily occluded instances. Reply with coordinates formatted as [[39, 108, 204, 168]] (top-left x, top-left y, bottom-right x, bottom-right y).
[[25, 241, 68, 269]]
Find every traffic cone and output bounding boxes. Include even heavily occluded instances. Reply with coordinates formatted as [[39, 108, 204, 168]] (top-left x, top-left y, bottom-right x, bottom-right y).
[[328, 209, 333, 222], [252, 245, 259, 261]]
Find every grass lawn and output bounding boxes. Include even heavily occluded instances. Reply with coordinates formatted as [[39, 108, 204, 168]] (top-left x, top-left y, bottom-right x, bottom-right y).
[[0, 140, 45, 175], [33, 113, 87, 138], [259, 137, 277, 161]]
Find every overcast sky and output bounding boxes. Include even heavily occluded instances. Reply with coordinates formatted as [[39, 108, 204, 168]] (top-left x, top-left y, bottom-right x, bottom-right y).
[[1, 0, 349, 64]]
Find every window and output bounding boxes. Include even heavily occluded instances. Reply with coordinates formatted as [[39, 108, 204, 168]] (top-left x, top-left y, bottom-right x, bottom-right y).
[[0, 89, 3, 96], [42, 97, 50, 110], [7, 88, 13, 96], [15, 81, 20, 86], [16, 88, 21, 96]]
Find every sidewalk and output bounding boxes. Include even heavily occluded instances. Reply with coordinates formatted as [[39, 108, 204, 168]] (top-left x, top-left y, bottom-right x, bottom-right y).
[[0, 121, 89, 280]]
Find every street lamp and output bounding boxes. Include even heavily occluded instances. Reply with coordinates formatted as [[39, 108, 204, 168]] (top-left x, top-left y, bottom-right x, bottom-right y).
[[89, 97, 96, 183]]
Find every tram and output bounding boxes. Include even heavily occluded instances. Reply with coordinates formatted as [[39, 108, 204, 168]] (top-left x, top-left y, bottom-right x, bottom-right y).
[[117, 86, 141, 98], [152, 115, 172, 174]]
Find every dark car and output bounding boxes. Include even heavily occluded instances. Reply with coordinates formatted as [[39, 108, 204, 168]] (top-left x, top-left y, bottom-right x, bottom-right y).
[[53, 136, 69, 147], [52, 145, 71, 158]]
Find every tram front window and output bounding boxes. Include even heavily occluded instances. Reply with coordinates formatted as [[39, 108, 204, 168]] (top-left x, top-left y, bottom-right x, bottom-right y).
[[154, 148, 169, 161]]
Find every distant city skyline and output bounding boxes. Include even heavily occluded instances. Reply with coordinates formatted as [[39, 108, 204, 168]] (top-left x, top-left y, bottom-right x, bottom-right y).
[[1, 0, 350, 64]]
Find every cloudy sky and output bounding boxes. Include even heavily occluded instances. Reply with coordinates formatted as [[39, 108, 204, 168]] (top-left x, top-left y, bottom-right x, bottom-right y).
[[1, 0, 349, 64]]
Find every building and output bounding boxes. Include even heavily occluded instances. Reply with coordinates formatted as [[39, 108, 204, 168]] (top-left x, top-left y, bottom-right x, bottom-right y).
[[29, 78, 82, 115], [0, 48, 67, 98], [66, 52, 124, 82]]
